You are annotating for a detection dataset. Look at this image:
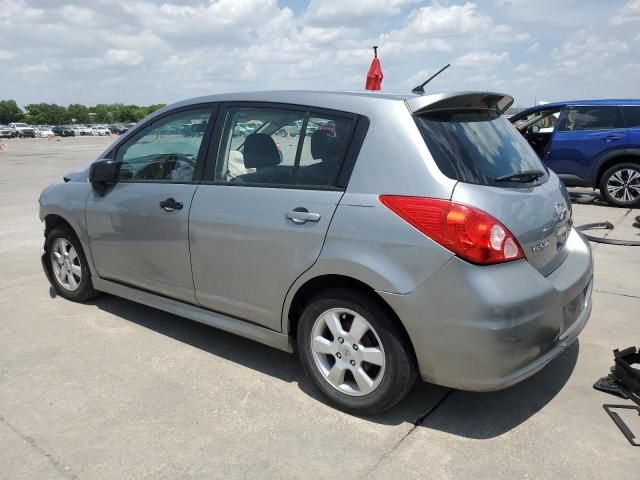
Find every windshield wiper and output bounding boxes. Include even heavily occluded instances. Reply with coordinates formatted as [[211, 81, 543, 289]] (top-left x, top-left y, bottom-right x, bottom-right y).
[[495, 169, 545, 183]]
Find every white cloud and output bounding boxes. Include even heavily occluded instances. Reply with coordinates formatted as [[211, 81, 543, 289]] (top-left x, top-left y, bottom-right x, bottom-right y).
[[527, 42, 540, 52], [552, 30, 629, 74], [305, 0, 411, 25], [0, 49, 15, 61], [242, 62, 256, 80], [104, 49, 144, 66], [406, 2, 491, 35], [609, 0, 640, 26], [455, 51, 509, 68]]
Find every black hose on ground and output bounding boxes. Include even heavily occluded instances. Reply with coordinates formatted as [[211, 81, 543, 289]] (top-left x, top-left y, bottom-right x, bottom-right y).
[[576, 221, 640, 246]]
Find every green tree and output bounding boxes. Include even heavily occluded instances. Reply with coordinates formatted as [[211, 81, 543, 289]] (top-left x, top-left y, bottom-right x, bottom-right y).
[[25, 103, 70, 125], [67, 104, 90, 124], [0, 100, 25, 124]]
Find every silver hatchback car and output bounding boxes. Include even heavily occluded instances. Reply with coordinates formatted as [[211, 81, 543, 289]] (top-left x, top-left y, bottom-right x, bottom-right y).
[[39, 91, 593, 414]]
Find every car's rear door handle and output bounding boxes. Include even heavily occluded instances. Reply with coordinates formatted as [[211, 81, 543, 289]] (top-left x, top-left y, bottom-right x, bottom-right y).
[[159, 197, 183, 212], [603, 135, 624, 142], [286, 208, 321, 224]]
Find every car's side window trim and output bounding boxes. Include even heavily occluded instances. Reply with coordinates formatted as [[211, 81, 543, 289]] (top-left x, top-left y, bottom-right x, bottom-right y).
[[106, 103, 219, 184], [200, 101, 366, 190]]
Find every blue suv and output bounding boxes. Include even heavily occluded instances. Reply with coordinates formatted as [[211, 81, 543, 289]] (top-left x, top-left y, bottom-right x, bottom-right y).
[[510, 100, 640, 207]]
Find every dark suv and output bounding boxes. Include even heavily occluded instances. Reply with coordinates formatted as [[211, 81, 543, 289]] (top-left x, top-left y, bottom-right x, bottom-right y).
[[510, 100, 640, 207]]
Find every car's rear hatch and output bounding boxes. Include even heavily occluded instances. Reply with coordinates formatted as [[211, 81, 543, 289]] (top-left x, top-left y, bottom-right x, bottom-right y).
[[409, 92, 572, 276]]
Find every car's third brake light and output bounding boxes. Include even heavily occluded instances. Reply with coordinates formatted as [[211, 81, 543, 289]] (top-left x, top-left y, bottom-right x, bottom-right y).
[[378, 195, 524, 265]]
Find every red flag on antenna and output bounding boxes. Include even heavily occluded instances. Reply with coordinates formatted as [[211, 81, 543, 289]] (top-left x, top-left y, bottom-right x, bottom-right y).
[[366, 46, 383, 91]]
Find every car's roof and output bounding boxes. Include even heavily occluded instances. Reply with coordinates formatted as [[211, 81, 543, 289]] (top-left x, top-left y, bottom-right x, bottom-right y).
[[155, 89, 513, 121], [529, 99, 640, 109]]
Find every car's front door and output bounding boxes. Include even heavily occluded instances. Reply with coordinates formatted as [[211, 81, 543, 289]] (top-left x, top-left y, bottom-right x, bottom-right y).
[[189, 104, 358, 331], [545, 105, 627, 183], [85, 106, 216, 303]]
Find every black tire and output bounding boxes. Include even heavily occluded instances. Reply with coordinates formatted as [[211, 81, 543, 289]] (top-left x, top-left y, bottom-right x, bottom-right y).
[[45, 227, 98, 302], [297, 289, 418, 415], [599, 162, 640, 207]]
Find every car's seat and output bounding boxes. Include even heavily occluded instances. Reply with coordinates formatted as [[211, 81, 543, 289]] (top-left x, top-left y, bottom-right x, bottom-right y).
[[233, 133, 290, 184], [297, 129, 341, 185]]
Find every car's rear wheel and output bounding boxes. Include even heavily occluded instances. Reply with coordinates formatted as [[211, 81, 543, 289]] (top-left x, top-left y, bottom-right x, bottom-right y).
[[297, 289, 417, 415], [46, 227, 98, 302], [600, 162, 640, 207]]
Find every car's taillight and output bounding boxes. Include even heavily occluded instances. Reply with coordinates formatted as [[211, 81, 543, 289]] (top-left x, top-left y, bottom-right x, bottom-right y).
[[379, 195, 524, 265]]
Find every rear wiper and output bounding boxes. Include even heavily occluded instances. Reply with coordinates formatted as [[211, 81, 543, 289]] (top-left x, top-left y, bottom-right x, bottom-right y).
[[495, 169, 545, 182]]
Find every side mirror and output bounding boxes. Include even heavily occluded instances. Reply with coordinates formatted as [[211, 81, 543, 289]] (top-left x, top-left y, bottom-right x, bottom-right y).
[[89, 159, 120, 196], [530, 125, 540, 134]]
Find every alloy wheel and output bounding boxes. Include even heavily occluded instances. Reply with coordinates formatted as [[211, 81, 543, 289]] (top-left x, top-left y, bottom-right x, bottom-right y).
[[310, 308, 385, 397], [607, 168, 640, 203], [51, 238, 82, 291]]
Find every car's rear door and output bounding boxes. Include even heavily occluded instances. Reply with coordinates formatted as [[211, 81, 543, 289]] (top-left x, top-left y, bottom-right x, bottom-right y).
[[85, 105, 217, 303], [622, 105, 640, 151], [189, 103, 360, 331], [545, 105, 627, 183]]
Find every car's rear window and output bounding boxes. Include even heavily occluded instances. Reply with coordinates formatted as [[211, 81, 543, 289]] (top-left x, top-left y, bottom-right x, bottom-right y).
[[415, 109, 548, 187]]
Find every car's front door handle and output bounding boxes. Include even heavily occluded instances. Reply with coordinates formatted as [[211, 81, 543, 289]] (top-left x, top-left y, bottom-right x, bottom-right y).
[[159, 198, 183, 212], [286, 208, 321, 224], [603, 135, 624, 142]]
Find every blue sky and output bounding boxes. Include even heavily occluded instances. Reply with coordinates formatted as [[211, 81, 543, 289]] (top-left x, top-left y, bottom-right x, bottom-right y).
[[0, 0, 638, 108]]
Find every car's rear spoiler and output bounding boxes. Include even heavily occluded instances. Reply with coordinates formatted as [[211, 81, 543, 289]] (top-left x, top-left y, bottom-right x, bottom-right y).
[[406, 92, 514, 116]]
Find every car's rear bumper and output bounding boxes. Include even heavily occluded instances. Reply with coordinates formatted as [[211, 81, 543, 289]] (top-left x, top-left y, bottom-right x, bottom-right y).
[[378, 227, 593, 391]]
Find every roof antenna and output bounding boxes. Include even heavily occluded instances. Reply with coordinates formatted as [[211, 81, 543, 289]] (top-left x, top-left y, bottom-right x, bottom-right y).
[[411, 64, 451, 95]]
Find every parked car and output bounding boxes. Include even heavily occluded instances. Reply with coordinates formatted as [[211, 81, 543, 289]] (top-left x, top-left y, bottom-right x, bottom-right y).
[[92, 126, 110, 136], [39, 91, 593, 414], [77, 125, 94, 136], [510, 99, 640, 207], [276, 119, 319, 137], [36, 126, 55, 137], [108, 124, 128, 135], [0, 125, 16, 138], [51, 125, 75, 137], [9, 122, 36, 138]]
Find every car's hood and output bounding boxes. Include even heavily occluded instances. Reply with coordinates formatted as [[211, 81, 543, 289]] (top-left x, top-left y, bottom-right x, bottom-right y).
[[63, 165, 90, 182]]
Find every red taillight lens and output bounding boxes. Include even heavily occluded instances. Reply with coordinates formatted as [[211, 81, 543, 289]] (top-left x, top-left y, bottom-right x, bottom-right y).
[[379, 195, 524, 265]]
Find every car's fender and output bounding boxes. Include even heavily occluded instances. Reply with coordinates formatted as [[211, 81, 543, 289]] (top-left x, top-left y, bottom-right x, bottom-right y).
[[39, 181, 97, 276], [590, 148, 640, 184]]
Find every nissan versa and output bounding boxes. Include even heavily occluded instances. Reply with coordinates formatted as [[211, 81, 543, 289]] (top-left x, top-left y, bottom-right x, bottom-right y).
[[39, 91, 593, 414]]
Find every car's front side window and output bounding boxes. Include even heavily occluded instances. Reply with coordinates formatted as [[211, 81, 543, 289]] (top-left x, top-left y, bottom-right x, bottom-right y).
[[559, 106, 624, 132], [115, 108, 212, 182]]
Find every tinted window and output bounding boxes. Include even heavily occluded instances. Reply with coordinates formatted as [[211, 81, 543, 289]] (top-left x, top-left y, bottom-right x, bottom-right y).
[[415, 110, 547, 187], [216, 107, 353, 187], [115, 109, 212, 182], [622, 106, 640, 128], [559, 106, 624, 131]]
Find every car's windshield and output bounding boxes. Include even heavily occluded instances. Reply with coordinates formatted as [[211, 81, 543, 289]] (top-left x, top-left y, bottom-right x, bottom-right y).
[[415, 109, 548, 187]]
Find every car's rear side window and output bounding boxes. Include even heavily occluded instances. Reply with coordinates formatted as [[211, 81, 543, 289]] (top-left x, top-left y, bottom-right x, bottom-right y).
[[215, 106, 354, 188], [559, 106, 624, 131], [622, 106, 640, 128], [415, 109, 547, 187]]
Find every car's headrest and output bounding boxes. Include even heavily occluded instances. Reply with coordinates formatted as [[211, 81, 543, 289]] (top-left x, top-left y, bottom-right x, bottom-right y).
[[244, 133, 281, 169], [310, 129, 341, 163]]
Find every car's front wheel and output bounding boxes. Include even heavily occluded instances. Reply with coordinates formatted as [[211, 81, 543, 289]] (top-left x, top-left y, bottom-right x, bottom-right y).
[[600, 162, 640, 207], [46, 227, 98, 302], [297, 289, 417, 415]]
